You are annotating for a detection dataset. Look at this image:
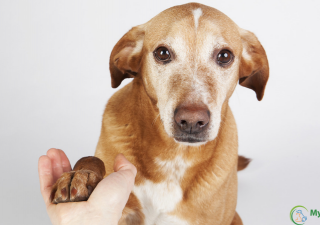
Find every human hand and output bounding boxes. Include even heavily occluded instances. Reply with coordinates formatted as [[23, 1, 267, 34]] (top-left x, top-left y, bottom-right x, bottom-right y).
[[38, 149, 137, 225]]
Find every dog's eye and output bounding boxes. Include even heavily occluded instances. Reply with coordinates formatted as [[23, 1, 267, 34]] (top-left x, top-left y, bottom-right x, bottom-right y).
[[217, 50, 233, 66], [154, 47, 171, 62]]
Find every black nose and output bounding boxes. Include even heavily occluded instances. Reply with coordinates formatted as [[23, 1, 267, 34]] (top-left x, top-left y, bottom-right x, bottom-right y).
[[174, 105, 210, 134]]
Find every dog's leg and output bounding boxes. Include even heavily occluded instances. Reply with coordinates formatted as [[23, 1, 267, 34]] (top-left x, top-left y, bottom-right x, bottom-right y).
[[51, 156, 105, 203], [118, 193, 144, 225], [230, 211, 243, 225]]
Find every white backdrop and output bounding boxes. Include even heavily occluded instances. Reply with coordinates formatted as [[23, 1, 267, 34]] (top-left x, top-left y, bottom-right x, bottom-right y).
[[1, 0, 320, 224]]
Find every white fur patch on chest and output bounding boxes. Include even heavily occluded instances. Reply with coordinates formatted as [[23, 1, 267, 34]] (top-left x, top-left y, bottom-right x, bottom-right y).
[[155, 155, 190, 181], [133, 156, 190, 225]]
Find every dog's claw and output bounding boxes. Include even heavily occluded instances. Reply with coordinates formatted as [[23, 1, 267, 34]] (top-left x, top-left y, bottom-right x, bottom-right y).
[[71, 187, 77, 198], [61, 188, 67, 200]]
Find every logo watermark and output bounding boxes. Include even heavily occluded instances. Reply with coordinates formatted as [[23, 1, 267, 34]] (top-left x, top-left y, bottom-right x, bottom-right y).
[[290, 206, 308, 224], [290, 206, 320, 224]]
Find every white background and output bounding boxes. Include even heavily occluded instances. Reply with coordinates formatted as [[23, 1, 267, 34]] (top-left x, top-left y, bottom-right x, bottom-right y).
[[1, 0, 320, 224]]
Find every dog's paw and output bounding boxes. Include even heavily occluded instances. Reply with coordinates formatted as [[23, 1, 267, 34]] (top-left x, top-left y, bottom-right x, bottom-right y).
[[51, 169, 102, 204]]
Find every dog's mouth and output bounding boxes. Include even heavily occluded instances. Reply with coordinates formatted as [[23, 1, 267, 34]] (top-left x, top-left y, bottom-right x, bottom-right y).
[[174, 134, 206, 143]]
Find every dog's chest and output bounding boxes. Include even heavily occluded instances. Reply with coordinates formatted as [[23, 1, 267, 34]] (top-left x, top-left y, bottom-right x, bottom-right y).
[[133, 156, 190, 225]]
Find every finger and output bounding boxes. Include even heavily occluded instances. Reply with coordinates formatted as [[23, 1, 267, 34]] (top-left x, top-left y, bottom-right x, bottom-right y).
[[113, 154, 137, 200], [89, 154, 137, 212], [113, 154, 137, 191], [38, 155, 54, 207], [113, 154, 137, 176], [89, 172, 134, 214], [59, 149, 72, 172], [47, 148, 64, 181]]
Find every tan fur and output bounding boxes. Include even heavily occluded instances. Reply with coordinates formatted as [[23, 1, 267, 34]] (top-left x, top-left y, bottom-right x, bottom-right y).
[[52, 3, 269, 225], [94, 3, 268, 225], [96, 80, 239, 224]]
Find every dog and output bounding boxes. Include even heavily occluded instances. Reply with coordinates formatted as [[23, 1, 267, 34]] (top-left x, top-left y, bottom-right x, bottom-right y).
[[50, 3, 269, 225]]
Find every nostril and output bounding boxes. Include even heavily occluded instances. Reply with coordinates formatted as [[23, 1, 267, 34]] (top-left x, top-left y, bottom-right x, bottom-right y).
[[180, 120, 188, 128], [196, 121, 205, 127], [180, 120, 187, 125]]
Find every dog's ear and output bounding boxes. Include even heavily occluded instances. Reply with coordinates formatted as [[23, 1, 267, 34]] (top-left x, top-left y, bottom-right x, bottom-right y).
[[109, 25, 145, 88], [239, 28, 269, 101]]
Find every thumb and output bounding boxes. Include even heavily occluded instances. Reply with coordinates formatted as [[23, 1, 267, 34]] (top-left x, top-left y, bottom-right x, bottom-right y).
[[88, 154, 137, 218]]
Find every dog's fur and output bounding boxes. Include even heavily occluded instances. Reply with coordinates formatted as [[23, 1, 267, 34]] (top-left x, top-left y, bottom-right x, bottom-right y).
[[51, 3, 269, 225]]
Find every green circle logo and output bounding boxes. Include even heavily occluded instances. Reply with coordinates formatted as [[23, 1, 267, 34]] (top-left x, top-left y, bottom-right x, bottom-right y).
[[290, 206, 308, 224]]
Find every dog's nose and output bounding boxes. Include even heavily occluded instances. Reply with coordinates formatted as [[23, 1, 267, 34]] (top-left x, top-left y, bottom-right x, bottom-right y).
[[174, 105, 210, 134]]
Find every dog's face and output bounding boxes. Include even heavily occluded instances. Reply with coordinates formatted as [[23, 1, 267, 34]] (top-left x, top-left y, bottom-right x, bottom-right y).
[[110, 3, 269, 146]]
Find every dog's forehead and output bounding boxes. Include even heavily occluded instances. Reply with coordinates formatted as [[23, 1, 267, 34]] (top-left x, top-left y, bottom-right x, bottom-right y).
[[144, 3, 242, 54]]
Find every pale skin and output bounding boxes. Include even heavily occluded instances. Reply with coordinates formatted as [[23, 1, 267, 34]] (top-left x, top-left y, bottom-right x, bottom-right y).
[[38, 148, 137, 225]]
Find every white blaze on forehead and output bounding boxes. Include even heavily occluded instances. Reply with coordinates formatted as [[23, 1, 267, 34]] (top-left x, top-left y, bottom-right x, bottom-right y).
[[192, 8, 203, 30]]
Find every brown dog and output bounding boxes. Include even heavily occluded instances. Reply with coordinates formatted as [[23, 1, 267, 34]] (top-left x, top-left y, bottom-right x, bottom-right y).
[[51, 3, 269, 225]]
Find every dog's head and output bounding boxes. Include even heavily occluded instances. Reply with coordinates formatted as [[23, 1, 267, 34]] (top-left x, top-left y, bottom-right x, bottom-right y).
[[109, 3, 269, 146]]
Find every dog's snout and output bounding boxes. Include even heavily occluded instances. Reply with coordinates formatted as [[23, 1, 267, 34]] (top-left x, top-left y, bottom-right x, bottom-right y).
[[174, 105, 210, 134]]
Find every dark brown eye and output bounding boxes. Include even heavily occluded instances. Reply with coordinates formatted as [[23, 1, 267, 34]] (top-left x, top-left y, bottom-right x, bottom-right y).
[[217, 49, 233, 66], [154, 47, 171, 62]]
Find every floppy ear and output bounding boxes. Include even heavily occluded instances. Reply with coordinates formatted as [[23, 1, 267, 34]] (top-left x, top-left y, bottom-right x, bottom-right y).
[[239, 28, 269, 101], [109, 25, 145, 88]]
